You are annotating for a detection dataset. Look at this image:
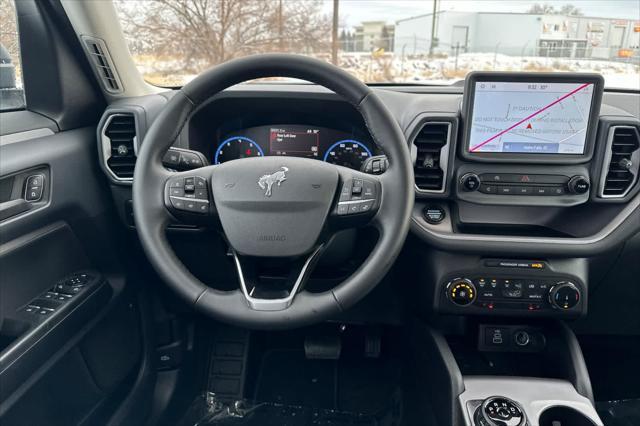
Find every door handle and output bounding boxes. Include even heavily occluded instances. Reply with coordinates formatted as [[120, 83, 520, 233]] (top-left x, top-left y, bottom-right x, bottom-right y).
[[0, 198, 32, 221]]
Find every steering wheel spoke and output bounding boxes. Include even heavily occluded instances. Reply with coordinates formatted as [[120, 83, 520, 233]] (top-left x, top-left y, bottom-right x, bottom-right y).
[[232, 245, 325, 311], [329, 167, 382, 229], [163, 166, 218, 226]]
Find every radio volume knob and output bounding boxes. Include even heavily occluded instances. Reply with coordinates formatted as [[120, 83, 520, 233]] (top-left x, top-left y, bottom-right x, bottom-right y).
[[549, 281, 580, 310], [447, 278, 477, 306], [461, 173, 480, 192], [568, 175, 590, 194]]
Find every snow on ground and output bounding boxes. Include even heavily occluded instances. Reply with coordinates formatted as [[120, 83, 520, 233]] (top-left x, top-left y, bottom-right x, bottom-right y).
[[134, 52, 640, 90]]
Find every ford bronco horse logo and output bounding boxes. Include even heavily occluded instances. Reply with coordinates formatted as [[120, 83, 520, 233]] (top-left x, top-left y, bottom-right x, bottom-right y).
[[258, 167, 289, 197]]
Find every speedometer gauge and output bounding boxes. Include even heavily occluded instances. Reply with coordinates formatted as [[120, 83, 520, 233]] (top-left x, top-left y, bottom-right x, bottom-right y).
[[323, 140, 372, 170], [214, 136, 264, 164]]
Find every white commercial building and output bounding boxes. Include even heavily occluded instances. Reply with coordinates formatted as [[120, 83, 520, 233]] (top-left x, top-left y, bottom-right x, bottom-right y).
[[394, 11, 640, 60]]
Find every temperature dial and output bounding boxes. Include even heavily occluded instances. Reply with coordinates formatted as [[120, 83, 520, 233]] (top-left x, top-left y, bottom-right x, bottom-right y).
[[446, 278, 477, 307], [549, 281, 581, 310]]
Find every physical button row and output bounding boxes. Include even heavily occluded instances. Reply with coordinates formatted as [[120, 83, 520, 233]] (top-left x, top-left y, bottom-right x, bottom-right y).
[[169, 176, 208, 199], [474, 278, 553, 301], [168, 176, 210, 214], [339, 178, 377, 202], [336, 199, 375, 215], [480, 184, 566, 196]]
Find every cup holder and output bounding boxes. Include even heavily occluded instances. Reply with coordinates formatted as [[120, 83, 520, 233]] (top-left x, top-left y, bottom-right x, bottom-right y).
[[538, 406, 598, 426]]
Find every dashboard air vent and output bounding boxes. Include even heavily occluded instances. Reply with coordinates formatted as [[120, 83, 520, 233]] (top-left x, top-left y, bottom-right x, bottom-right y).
[[601, 125, 640, 198], [413, 122, 451, 192], [103, 114, 137, 180], [82, 36, 122, 93]]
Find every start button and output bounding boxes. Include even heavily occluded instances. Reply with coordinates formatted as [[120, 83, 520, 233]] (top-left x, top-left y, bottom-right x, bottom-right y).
[[423, 204, 446, 224]]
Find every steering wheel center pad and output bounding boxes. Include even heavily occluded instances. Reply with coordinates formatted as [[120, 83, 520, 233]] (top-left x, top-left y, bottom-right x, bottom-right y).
[[212, 156, 339, 257], [133, 54, 414, 329]]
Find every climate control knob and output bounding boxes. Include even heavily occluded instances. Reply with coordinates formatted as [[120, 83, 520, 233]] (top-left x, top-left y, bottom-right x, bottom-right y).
[[446, 278, 477, 307], [568, 175, 590, 194], [549, 281, 581, 310]]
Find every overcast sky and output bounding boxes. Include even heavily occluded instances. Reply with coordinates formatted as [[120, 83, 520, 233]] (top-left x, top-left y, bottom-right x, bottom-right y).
[[322, 0, 640, 27]]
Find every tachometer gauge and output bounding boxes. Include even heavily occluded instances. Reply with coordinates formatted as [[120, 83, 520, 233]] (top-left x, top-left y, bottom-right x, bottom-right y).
[[323, 140, 372, 170], [214, 136, 264, 164]]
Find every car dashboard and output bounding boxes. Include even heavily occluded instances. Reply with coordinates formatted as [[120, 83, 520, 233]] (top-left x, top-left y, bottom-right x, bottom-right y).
[[97, 75, 640, 322]]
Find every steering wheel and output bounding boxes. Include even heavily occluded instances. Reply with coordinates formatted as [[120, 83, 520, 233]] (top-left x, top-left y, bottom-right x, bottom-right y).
[[133, 54, 413, 329]]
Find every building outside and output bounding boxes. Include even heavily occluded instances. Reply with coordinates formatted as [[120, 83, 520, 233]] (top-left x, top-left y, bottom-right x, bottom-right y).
[[352, 21, 395, 53], [394, 11, 640, 61]]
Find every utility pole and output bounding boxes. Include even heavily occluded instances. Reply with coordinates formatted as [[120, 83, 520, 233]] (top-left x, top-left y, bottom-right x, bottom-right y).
[[332, 0, 339, 64], [429, 0, 438, 58], [278, 0, 284, 51]]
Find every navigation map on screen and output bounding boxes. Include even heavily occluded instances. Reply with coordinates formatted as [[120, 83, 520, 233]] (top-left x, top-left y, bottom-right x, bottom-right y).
[[468, 81, 594, 155]]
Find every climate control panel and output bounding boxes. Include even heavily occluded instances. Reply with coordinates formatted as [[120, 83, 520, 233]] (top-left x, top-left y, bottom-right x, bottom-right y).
[[441, 275, 585, 318]]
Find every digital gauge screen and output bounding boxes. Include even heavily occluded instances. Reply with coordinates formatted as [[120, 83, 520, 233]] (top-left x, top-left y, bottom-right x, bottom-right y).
[[269, 127, 320, 158], [213, 124, 375, 170]]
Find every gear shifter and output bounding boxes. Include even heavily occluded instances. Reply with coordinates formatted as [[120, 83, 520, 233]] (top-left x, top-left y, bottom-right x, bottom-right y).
[[474, 396, 527, 426]]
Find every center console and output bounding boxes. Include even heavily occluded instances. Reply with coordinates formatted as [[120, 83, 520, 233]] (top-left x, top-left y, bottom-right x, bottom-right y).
[[461, 377, 602, 426], [411, 321, 604, 426]]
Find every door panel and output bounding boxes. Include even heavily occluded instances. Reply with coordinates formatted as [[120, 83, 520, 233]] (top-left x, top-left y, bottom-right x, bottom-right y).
[[0, 127, 145, 425]]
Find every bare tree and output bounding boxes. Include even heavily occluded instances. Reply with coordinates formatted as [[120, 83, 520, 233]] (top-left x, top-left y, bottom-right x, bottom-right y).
[[559, 4, 583, 16], [115, 0, 331, 73], [0, 0, 19, 61], [527, 3, 582, 15]]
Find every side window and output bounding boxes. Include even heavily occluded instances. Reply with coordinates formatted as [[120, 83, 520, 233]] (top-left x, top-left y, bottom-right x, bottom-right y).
[[0, 0, 25, 111]]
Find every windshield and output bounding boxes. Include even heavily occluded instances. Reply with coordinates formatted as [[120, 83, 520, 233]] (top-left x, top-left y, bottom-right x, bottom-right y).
[[114, 0, 640, 90]]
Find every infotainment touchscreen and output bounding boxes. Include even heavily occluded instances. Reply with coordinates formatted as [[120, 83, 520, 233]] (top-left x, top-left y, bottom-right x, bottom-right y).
[[467, 80, 595, 156]]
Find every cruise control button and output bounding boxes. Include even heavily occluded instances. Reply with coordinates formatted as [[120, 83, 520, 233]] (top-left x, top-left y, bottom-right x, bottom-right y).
[[362, 180, 376, 199], [195, 201, 209, 213], [336, 204, 349, 215], [339, 182, 352, 201], [348, 204, 360, 214], [359, 200, 374, 212], [184, 200, 198, 212]]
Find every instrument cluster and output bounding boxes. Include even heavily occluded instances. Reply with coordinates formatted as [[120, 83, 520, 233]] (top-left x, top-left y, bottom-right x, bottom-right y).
[[212, 124, 377, 171]]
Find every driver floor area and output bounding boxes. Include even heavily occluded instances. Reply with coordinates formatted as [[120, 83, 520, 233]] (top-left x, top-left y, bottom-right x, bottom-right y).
[[177, 326, 429, 426]]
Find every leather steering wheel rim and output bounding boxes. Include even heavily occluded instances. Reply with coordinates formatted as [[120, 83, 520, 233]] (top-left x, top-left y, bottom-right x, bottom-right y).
[[133, 54, 413, 329]]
